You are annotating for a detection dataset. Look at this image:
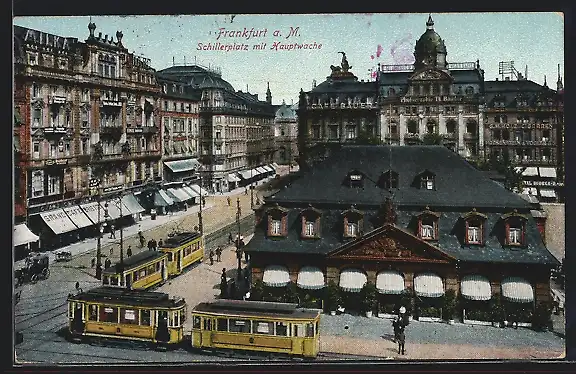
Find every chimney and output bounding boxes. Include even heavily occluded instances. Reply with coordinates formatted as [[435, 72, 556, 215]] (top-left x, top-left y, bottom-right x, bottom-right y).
[[104, 34, 108, 42], [98, 32, 102, 39]]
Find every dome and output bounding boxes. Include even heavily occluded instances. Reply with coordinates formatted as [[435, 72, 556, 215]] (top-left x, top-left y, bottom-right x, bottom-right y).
[[413, 15, 447, 69], [157, 65, 235, 92]]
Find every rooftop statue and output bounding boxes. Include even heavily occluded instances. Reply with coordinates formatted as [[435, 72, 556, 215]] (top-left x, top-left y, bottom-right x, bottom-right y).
[[330, 51, 353, 74]]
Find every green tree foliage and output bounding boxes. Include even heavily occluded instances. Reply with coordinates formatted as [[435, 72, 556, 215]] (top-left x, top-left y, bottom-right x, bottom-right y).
[[355, 128, 383, 145], [422, 132, 443, 145], [476, 152, 525, 193]]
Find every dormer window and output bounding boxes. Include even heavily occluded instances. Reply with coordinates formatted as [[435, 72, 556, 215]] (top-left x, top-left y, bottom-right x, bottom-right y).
[[266, 204, 289, 237], [342, 205, 364, 239], [422, 176, 434, 190], [301, 205, 322, 239], [379, 170, 399, 190], [461, 209, 488, 246], [345, 170, 364, 188], [501, 211, 527, 247], [416, 207, 440, 241]]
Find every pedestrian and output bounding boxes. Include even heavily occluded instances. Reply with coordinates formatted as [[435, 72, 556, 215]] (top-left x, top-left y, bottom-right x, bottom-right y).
[[397, 327, 406, 355], [91, 258, 96, 268], [104, 258, 111, 269], [158, 239, 164, 249], [127, 245, 132, 257], [228, 232, 233, 244], [151, 238, 157, 251], [202, 197, 206, 206], [227, 196, 231, 206], [184, 202, 188, 211], [245, 187, 248, 195], [109, 224, 116, 239], [209, 248, 214, 265], [109, 247, 113, 256], [139, 232, 145, 248], [220, 268, 228, 299], [147, 239, 154, 251], [216, 246, 222, 262]]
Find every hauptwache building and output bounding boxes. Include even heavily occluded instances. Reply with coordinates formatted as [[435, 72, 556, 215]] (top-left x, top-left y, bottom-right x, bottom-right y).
[[245, 145, 559, 323]]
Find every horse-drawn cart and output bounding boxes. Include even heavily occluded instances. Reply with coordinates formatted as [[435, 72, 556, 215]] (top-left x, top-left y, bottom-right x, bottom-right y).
[[14, 253, 50, 287], [55, 251, 72, 262]]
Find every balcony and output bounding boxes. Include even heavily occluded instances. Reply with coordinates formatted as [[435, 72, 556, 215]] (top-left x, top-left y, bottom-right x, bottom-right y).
[[484, 139, 555, 146], [463, 133, 478, 140], [404, 132, 421, 140], [515, 158, 556, 166], [441, 133, 456, 139]]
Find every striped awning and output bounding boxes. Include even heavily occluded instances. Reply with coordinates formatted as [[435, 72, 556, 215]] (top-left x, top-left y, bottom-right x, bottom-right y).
[[414, 272, 445, 298], [189, 184, 210, 196], [460, 275, 492, 301], [227, 173, 241, 183], [63, 205, 93, 229], [100, 200, 122, 219], [272, 162, 279, 169], [169, 188, 192, 202], [296, 266, 325, 290], [14, 223, 39, 246], [39, 209, 78, 235], [255, 167, 268, 175], [238, 170, 253, 179], [538, 167, 557, 178], [263, 265, 290, 287], [376, 270, 405, 294], [182, 185, 199, 198], [79, 202, 105, 224], [501, 277, 534, 303], [154, 190, 174, 206], [539, 189, 557, 198], [339, 268, 367, 293], [165, 189, 182, 203], [121, 194, 145, 214], [263, 165, 274, 173]]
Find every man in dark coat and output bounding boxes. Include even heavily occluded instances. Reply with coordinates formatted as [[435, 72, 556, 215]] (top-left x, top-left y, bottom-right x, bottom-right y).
[[209, 248, 214, 265], [397, 328, 406, 355], [147, 239, 154, 251]]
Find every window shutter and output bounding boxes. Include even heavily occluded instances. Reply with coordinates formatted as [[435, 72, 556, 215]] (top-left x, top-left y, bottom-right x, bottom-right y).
[[281, 215, 287, 236], [418, 218, 423, 238]]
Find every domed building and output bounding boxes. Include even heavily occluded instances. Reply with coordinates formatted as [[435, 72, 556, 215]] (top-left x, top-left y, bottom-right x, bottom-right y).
[[413, 15, 448, 71]]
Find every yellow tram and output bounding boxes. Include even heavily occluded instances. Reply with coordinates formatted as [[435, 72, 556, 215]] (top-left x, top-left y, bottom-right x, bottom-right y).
[[159, 231, 204, 277], [102, 250, 168, 290], [190, 300, 321, 358], [67, 287, 187, 347]]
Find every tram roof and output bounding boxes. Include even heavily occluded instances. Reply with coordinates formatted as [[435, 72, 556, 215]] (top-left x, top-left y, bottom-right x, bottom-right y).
[[68, 286, 186, 308], [192, 300, 321, 319], [102, 250, 167, 274], [162, 231, 202, 248]]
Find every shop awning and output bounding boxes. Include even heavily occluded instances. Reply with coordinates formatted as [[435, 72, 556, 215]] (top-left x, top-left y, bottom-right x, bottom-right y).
[[266, 165, 276, 173], [501, 277, 534, 303], [296, 266, 325, 289], [100, 200, 122, 219], [154, 190, 174, 206], [414, 272, 445, 298], [164, 158, 201, 173], [376, 270, 405, 294], [39, 209, 78, 235], [165, 189, 182, 203], [182, 185, 199, 198], [272, 162, 280, 169], [169, 188, 192, 202], [238, 170, 253, 179], [14, 223, 39, 246], [339, 268, 367, 293], [227, 173, 241, 183], [255, 167, 268, 175], [516, 166, 539, 176], [539, 189, 557, 198], [189, 184, 210, 196], [263, 265, 291, 287], [539, 167, 557, 178], [121, 194, 145, 215], [63, 205, 93, 229], [460, 275, 492, 301], [79, 202, 104, 224]]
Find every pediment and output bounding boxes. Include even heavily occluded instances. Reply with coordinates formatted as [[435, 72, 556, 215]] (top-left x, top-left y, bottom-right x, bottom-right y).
[[328, 224, 453, 263], [409, 68, 452, 81]]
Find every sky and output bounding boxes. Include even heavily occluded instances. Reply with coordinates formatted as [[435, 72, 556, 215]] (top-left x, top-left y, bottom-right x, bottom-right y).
[[13, 13, 564, 106]]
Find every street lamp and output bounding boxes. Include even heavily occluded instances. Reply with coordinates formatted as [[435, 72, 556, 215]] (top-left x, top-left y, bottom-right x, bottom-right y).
[[197, 174, 203, 235], [235, 197, 243, 281], [250, 165, 254, 209]]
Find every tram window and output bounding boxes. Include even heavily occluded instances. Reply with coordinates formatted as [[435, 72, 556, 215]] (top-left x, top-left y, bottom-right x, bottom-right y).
[[88, 305, 98, 321], [156, 262, 160, 272], [168, 253, 173, 261], [110, 277, 119, 286], [253, 321, 274, 335], [229, 319, 251, 333], [68, 303, 74, 318], [141, 310, 151, 326], [293, 324, 304, 337], [103, 276, 109, 285], [75, 303, 83, 319], [133, 271, 139, 281], [179, 309, 186, 323], [275, 322, 288, 336], [217, 318, 228, 331], [148, 265, 155, 274], [203, 318, 212, 331], [315, 321, 319, 335], [193, 316, 201, 329], [100, 306, 118, 323], [120, 308, 139, 325], [305, 323, 314, 337]]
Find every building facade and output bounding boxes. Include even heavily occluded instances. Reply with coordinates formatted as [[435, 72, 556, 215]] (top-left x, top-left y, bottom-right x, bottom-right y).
[[296, 15, 564, 203], [14, 23, 161, 236], [246, 145, 559, 323], [273, 99, 298, 165]]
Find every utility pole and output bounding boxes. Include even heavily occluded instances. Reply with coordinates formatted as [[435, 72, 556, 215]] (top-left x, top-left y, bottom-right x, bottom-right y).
[[118, 193, 124, 272], [235, 197, 242, 280], [250, 166, 254, 209], [90, 177, 103, 280], [198, 175, 203, 235]]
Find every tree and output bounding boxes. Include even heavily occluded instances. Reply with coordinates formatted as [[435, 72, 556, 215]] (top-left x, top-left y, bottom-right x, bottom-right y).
[[477, 152, 525, 193], [355, 128, 383, 145]]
